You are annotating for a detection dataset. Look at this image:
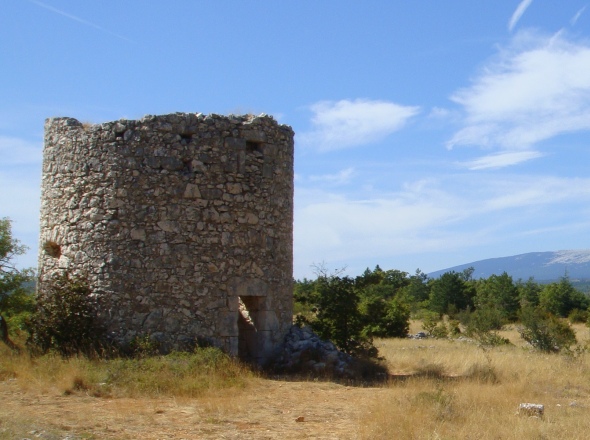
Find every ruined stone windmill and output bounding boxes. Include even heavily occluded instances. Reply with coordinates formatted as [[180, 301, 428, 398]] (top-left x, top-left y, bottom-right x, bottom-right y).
[[38, 112, 294, 364]]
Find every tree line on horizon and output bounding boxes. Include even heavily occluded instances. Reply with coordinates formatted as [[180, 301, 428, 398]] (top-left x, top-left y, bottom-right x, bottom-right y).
[[294, 264, 590, 356]]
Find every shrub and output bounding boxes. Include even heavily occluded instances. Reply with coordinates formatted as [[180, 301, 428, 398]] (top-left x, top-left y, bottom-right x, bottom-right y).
[[464, 306, 510, 348], [421, 311, 440, 336], [471, 331, 511, 348], [0, 217, 35, 346], [421, 311, 449, 338], [468, 305, 506, 332], [2, 287, 35, 334], [127, 334, 161, 358], [518, 306, 577, 353], [448, 319, 461, 337], [27, 272, 105, 356], [568, 308, 589, 324], [464, 362, 499, 383], [430, 322, 449, 339]]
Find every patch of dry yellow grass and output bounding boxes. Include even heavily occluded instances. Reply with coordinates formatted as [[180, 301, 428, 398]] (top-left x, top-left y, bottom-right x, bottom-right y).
[[0, 344, 253, 398], [362, 324, 590, 439], [2, 322, 590, 438]]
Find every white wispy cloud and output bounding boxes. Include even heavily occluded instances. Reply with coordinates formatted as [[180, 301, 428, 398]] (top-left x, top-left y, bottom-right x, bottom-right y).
[[295, 196, 458, 264], [294, 174, 590, 277], [29, 0, 134, 43], [0, 136, 42, 165], [294, 181, 466, 272], [521, 222, 590, 236], [448, 30, 590, 163], [509, 0, 533, 32], [571, 6, 587, 26], [462, 150, 544, 170], [308, 168, 355, 185], [482, 176, 590, 211], [300, 99, 420, 152], [428, 107, 454, 119]]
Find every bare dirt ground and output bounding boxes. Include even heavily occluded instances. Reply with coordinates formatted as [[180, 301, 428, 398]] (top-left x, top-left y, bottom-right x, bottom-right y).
[[1, 377, 383, 439]]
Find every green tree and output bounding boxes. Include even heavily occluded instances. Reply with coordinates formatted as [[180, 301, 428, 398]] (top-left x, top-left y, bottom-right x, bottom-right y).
[[293, 277, 317, 321], [359, 285, 410, 338], [517, 277, 541, 308], [474, 272, 519, 321], [355, 266, 411, 338], [355, 266, 410, 293], [381, 296, 411, 337], [299, 273, 377, 357], [428, 271, 475, 316], [355, 265, 386, 289], [0, 218, 34, 343], [459, 266, 475, 282], [539, 276, 589, 318], [400, 269, 430, 305], [381, 269, 411, 290]]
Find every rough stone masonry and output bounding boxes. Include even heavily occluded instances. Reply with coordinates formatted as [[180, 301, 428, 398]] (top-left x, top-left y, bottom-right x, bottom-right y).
[[38, 112, 294, 364]]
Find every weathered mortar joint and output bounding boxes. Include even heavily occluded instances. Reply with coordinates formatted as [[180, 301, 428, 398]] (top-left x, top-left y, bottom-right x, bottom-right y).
[[39, 112, 294, 364]]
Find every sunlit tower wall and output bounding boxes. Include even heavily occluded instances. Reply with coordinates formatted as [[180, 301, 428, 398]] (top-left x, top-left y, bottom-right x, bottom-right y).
[[38, 113, 294, 364]]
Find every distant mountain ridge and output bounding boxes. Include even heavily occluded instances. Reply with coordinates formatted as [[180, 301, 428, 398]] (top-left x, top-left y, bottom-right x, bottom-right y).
[[428, 250, 590, 281]]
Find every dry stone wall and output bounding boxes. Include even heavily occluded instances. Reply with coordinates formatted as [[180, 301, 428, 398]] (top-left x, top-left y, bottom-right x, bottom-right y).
[[38, 112, 294, 364]]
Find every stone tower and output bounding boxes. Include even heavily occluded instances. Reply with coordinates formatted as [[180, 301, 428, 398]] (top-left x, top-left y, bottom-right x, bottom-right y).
[[38, 112, 294, 364]]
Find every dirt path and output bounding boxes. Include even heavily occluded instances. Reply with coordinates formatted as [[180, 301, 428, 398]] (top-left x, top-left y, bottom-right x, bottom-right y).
[[1, 378, 382, 439]]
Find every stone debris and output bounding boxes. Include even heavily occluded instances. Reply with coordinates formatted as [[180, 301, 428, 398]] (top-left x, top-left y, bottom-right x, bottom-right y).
[[270, 325, 356, 377], [407, 332, 428, 339], [518, 403, 544, 418]]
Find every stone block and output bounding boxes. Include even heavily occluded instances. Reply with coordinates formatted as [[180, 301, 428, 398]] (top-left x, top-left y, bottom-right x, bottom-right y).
[[130, 228, 146, 241], [218, 311, 238, 337], [183, 183, 201, 199], [518, 403, 544, 418]]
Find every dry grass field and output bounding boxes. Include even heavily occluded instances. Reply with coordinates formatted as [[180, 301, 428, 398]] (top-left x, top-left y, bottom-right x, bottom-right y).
[[2, 321, 590, 439], [364, 322, 590, 439]]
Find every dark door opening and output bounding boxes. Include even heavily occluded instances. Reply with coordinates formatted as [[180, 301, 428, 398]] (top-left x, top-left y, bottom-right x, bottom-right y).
[[237, 296, 263, 363]]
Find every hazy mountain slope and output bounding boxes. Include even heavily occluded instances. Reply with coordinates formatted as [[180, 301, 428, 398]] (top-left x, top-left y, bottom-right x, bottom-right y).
[[428, 250, 590, 281]]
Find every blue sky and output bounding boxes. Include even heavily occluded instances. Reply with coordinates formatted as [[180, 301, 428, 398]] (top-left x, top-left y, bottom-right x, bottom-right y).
[[2, 0, 590, 279]]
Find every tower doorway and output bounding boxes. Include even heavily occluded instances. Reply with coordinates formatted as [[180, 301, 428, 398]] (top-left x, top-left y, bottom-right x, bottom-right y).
[[237, 296, 263, 363]]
